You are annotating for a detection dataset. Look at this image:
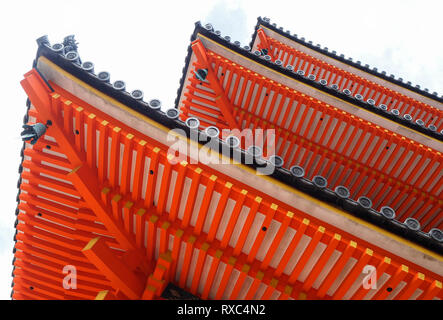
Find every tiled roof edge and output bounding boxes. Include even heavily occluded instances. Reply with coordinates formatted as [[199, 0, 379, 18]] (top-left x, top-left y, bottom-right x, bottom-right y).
[[252, 16, 443, 104], [12, 97, 32, 300]]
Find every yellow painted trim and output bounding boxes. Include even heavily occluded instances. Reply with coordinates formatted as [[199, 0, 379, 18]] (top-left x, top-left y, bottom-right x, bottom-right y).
[[175, 229, 184, 237], [124, 201, 134, 209], [82, 237, 100, 251], [256, 271, 264, 280], [198, 33, 442, 145], [112, 194, 122, 202], [136, 208, 146, 216], [194, 167, 203, 174], [39, 56, 442, 261], [95, 290, 109, 300], [270, 278, 278, 287], [188, 236, 197, 244], [69, 165, 81, 174], [242, 264, 251, 273], [215, 249, 223, 258], [298, 292, 307, 300], [161, 221, 171, 229]]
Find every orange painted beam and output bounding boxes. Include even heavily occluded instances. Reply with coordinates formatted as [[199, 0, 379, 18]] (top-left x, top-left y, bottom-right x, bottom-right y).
[[190, 243, 210, 295], [302, 233, 341, 292], [69, 165, 139, 252], [274, 218, 309, 277], [21, 70, 141, 255], [191, 39, 240, 130], [244, 271, 264, 300], [373, 264, 408, 300], [317, 240, 357, 298], [201, 249, 223, 299], [82, 237, 144, 300], [419, 280, 442, 300], [178, 236, 197, 289], [261, 278, 278, 299], [214, 257, 236, 299], [288, 225, 325, 284], [229, 264, 250, 299], [332, 248, 373, 300], [396, 272, 425, 300], [143, 251, 173, 299], [257, 29, 271, 56], [179, 165, 199, 227]]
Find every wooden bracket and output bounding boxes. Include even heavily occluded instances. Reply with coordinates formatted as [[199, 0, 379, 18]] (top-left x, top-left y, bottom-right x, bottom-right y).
[[191, 39, 240, 130]]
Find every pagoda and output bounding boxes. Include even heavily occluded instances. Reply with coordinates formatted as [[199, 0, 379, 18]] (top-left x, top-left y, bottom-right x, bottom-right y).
[[11, 17, 442, 300]]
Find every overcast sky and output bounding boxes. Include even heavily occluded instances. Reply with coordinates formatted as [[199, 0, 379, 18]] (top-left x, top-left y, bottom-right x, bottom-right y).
[[0, 0, 441, 300]]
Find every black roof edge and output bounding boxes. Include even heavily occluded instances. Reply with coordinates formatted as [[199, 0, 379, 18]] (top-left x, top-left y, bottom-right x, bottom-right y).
[[31, 34, 443, 255], [177, 21, 442, 141], [11, 97, 31, 297], [174, 21, 202, 110], [252, 16, 443, 104]]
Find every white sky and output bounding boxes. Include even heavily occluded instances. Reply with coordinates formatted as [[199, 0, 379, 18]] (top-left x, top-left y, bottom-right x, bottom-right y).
[[0, 0, 441, 300]]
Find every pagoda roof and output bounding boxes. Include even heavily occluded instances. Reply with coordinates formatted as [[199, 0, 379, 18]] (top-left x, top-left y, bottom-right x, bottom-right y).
[[12, 32, 443, 300], [24, 32, 443, 253], [176, 22, 442, 141], [251, 17, 443, 104]]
